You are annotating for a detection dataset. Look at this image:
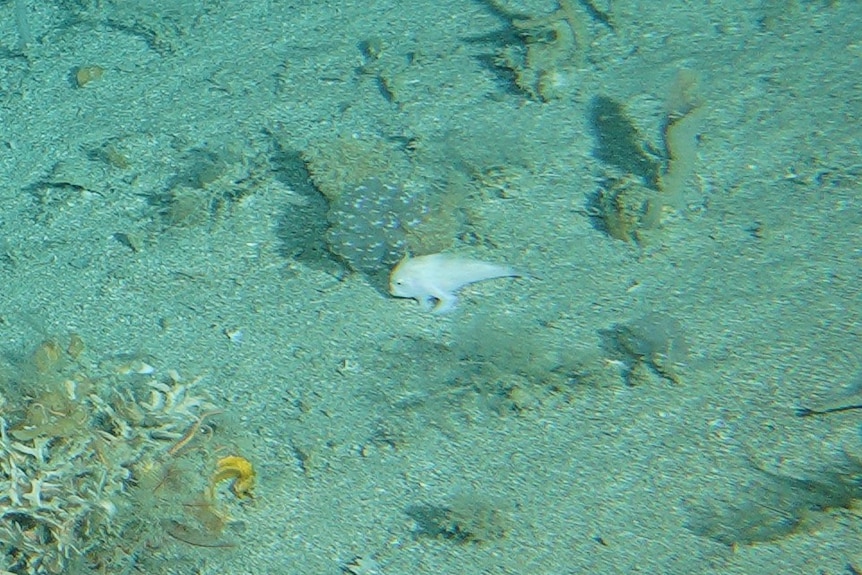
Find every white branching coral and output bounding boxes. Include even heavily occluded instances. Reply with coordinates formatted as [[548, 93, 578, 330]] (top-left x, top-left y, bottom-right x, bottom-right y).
[[0, 348, 216, 575]]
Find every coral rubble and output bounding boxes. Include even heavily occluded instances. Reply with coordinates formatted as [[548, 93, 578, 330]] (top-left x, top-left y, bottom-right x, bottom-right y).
[[0, 338, 238, 574]]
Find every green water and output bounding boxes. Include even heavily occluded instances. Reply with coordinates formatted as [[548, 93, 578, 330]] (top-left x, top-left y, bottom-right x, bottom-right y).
[[0, 1, 859, 573]]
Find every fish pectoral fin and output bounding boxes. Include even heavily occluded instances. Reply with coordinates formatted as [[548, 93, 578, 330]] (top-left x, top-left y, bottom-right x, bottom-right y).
[[431, 293, 457, 314], [419, 296, 438, 311]]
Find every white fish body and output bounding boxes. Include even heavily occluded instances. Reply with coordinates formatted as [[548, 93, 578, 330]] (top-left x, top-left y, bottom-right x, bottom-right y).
[[389, 253, 519, 314]]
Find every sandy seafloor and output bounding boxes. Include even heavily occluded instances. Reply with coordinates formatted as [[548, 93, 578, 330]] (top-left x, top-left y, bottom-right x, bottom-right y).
[[0, 0, 860, 573]]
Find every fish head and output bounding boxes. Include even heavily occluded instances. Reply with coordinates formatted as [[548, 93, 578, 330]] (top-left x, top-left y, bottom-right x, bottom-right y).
[[389, 256, 420, 298]]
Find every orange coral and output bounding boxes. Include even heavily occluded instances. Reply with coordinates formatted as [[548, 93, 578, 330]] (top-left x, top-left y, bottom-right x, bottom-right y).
[[210, 455, 255, 499]]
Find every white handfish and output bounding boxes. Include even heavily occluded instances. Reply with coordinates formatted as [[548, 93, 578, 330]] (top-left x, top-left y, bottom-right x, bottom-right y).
[[389, 253, 520, 313]]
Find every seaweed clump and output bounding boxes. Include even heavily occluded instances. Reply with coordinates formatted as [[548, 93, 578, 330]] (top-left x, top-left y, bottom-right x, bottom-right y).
[[606, 312, 688, 385], [406, 492, 511, 544], [590, 71, 705, 245], [689, 456, 862, 547], [0, 337, 243, 574], [493, 0, 610, 101]]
